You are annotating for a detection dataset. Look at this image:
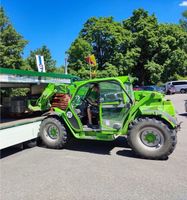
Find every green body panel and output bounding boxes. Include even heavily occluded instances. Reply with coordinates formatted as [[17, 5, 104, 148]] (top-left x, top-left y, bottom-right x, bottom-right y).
[[134, 91, 175, 117], [30, 76, 178, 141], [133, 91, 177, 128]]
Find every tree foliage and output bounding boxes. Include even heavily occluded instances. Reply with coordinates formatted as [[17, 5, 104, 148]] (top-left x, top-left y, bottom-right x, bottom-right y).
[[122, 9, 161, 84], [80, 17, 131, 69], [67, 38, 93, 78], [68, 17, 131, 78], [68, 9, 187, 85], [53, 65, 65, 74], [123, 9, 187, 84], [159, 24, 187, 82], [0, 7, 27, 69]]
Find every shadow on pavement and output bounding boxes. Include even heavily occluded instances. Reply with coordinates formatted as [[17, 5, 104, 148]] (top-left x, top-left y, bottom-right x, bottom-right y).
[[1, 137, 132, 159], [2, 137, 167, 160], [0, 146, 23, 159], [116, 149, 168, 161], [116, 149, 140, 159], [65, 136, 130, 155], [0, 140, 37, 159]]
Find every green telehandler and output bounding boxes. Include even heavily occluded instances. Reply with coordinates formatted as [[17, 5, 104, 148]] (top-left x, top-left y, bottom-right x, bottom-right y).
[[29, 76, 179, 159]]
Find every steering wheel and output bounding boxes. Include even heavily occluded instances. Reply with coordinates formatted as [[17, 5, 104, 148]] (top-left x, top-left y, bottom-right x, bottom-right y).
[[81, 97, 95, 106]]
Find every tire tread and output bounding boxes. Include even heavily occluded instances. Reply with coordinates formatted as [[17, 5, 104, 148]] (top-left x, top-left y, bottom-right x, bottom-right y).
[[127, 118, 177, 160], [39, 117, 68, 149]]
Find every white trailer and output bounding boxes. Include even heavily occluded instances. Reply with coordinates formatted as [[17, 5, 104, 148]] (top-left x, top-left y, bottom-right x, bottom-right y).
[[0, 117, 44, 150]]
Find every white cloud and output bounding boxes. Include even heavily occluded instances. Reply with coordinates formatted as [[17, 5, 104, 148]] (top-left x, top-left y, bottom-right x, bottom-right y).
[[179, 1, 187, 6]]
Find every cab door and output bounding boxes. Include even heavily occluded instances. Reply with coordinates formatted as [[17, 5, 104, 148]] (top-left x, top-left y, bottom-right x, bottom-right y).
[[65, 83, 90, 132], [99, 81, 130, 131]]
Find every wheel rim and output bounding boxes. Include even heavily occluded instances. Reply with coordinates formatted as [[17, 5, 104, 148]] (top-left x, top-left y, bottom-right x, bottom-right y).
[[44, 123, 59, 140], [181, 89, 185, 93], [140, 128, 164, 148]]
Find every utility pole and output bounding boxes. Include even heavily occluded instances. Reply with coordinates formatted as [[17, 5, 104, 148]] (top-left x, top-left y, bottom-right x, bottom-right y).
[[64, 53, 68, 74], [65, 58, 67, 74]]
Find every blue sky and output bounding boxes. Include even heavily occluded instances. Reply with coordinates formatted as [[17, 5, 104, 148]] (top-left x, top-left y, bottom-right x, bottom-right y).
[[1, 0, 187, 67]]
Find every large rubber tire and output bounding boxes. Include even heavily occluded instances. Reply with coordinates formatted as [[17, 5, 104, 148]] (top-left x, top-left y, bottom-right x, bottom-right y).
[[127, 118, 177, 160], [39, 117, 68, 149]]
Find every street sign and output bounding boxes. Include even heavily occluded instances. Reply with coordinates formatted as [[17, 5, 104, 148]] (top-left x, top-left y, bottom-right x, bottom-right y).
[[36, 55, 46, 72]]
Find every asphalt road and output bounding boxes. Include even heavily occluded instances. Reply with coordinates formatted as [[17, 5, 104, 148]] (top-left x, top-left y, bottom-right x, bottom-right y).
[[0, 94, 187, 200]]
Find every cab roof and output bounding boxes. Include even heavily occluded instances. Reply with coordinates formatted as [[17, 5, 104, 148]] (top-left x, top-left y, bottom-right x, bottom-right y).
[[74, 76, 131, 86]]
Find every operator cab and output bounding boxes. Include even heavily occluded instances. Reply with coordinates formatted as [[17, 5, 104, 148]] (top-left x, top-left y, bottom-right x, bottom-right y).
[[71, 80, 131, 131]]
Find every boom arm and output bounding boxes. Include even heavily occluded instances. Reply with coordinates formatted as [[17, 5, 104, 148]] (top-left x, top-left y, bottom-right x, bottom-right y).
[[28, 83, 68, 111]]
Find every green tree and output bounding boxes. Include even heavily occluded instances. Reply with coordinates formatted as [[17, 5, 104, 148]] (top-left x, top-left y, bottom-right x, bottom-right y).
[[26, 45, 56, 72], [123, 9, 187, 84], [68, 9, 187, 83], [80, 17, 131, 70], [158, 24, 187, 82], [68, 17, 131, 78], [67, 38, 93, 78], [96, 63, 119, 78], [0, 7, 27, 69], [53, 65, 65, 74], [123, 9, 162, 85], [180, 10, 187, 31]]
